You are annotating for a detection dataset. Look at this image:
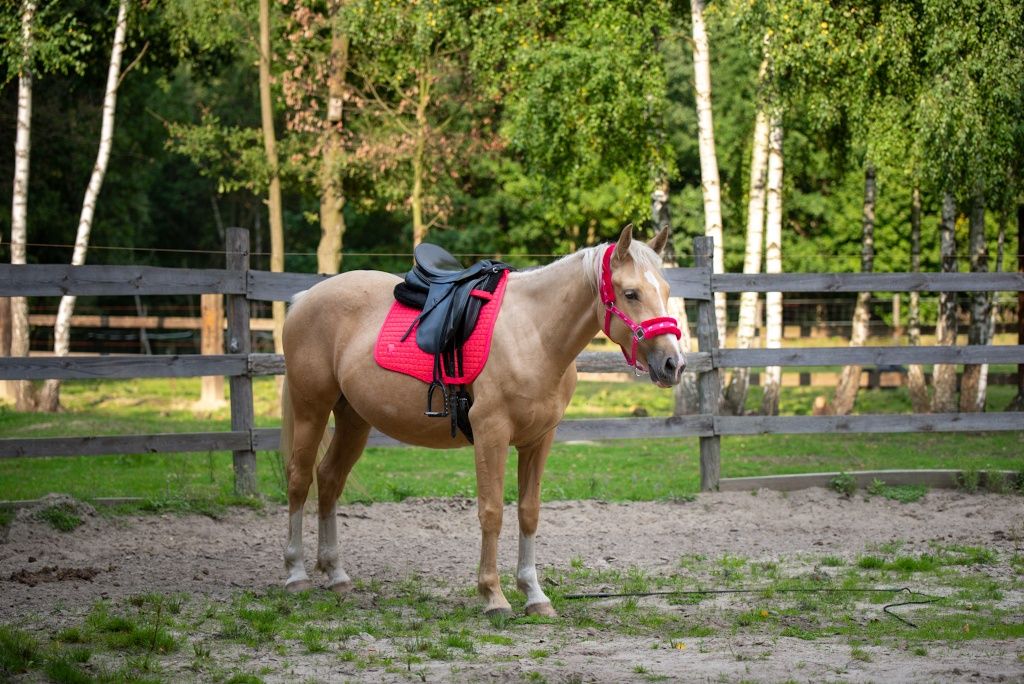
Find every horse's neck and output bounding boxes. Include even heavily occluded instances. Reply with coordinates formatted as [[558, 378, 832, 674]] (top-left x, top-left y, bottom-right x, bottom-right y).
[[509, 252, 601, 371]]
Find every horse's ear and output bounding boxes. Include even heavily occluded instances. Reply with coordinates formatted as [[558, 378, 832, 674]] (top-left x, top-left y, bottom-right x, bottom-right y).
[[613, 224, 633, 264], [648, 225, 670, 255]]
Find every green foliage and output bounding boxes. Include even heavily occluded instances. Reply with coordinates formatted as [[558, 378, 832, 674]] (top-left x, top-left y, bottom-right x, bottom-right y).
[[0, 625, 39, 675], [829, 472, 857, 497], [35, 503, 83, 532], [866, 479, 928, 504]]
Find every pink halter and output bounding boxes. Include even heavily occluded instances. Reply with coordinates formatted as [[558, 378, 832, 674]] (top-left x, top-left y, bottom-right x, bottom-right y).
[[599, 244, 682, 373]]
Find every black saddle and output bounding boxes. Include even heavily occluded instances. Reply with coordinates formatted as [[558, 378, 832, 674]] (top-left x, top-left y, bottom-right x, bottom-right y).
[[394, 243, 514, 443], [396, 243, 512, 355]]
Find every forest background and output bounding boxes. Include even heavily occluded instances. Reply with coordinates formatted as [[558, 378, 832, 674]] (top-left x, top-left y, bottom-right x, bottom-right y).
[[1, 0, 1022, 415]]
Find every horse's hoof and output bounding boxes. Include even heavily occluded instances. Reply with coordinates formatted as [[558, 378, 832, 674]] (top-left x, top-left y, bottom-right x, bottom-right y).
[[484, 606, 513, 618], [329, 581, 353, 594], [285, 579, 313, 593], [525, 602, 558, 618]]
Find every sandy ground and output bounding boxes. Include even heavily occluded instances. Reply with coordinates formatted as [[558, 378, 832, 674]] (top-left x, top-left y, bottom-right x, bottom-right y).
[[2, 489, 1023, 683]]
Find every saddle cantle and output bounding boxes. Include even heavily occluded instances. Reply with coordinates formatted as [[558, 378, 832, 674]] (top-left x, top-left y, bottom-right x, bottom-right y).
[[395, 243, 511, 355], [383, 244, 514, 442]]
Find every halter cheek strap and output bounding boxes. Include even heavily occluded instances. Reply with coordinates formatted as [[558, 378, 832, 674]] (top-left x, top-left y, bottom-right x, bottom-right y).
[[600, 244, 682, 373]]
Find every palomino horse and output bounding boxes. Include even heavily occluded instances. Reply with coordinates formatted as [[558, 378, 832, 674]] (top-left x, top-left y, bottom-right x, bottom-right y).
[[280, 225, 686, 616]]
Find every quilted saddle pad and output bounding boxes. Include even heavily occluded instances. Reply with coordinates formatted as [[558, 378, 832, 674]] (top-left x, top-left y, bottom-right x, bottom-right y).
[[374, 271, 509, 385]]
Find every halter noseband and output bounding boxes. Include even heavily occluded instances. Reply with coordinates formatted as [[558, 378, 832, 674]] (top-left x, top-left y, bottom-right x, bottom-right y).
[[599, 243, 682, 374]]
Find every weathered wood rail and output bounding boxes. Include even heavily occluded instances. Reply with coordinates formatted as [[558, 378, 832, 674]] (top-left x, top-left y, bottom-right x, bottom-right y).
[[1, 230, 1022, 494]]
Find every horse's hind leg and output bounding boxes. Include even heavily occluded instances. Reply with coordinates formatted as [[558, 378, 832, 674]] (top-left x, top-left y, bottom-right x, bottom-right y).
[[314, 397, 371, 593], [283, 377, 333, 592], [516, 430, 557, 617]]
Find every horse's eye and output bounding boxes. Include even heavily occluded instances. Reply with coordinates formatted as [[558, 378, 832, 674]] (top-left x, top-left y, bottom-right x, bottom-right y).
[[623, 290, 639, 301]]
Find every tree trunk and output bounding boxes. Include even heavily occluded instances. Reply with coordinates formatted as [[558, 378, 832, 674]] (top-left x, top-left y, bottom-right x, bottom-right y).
[[259, 0, 286, 355], [411, 69, 430, 249], [760, 118, 783, 416], [690, 0, 726, 343], [9, 0, 37, 411], [317, 6, 348, 275], [959, 191, 989, 412], [1007, 204, 1024, 411], [722, 100, 769, 416], [39, 0, 129, 412], [979, 213, 1006, 407], [906, 186, 929, 412], [652, 187, 698, 415], [932, 192, 959, 412], [827, 164, 876, 415]]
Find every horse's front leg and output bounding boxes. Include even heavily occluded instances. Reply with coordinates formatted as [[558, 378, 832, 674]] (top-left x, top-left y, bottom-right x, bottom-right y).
[[516, 430, 557, 617], [474, 433, 512, 615]]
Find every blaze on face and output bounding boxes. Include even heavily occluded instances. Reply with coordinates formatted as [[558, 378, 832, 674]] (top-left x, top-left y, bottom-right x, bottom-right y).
[[604, 225, 686, 388]]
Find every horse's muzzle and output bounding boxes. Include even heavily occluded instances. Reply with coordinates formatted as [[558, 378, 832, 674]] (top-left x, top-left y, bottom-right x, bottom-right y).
[[648, 350, 685, 387]]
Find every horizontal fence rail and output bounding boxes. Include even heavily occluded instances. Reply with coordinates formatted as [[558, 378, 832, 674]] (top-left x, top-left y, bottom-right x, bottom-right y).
[[1, 231, 1022, 493]]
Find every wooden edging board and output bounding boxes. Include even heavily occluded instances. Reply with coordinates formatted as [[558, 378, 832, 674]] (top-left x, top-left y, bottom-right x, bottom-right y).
[[718, 469, 1021, 492]]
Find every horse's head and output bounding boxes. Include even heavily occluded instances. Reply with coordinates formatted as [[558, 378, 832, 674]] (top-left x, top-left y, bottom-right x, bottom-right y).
[[597, 224, 686, 387]]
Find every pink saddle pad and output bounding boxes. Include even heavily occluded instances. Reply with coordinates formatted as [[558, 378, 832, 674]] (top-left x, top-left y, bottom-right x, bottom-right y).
[[374, 271, 509, 384]]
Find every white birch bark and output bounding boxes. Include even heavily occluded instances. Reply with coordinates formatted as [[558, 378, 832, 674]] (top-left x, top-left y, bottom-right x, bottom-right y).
[[906, 186, 930, 412], [932, 192, 959, 412], [827, 165, 876, 415], [39, 0, 130, 412], [9, 0, 37, 410], [959, 192, 989, 412], [722, 101, 769, 415], [690, 0, 726, 343], [760, 118, 783, 416], [978, 217, 1006, 407]]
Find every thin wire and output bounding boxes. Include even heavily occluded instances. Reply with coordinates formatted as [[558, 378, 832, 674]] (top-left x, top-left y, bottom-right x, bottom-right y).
[[562, 586, 941, 628]]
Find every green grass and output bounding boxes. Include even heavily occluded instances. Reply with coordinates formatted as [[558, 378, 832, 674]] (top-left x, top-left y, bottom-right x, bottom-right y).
[[3, 538, 1020, 682], [1, 378, 1021, 504]]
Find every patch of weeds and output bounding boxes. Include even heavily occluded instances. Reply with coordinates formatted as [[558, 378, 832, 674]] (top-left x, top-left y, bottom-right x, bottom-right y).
[[911, 646, 928, 656], [890, 555, 939, 573], [984, 471, 1010, 494], [35, 503, 83, 532], [780, 625, 819, 640], [301, 626, 327, 653], [43, 653, 92, 684], [224, 673, 264, 684], [866, 479, 928, 503], [957, 468, 981, 493], [443, 632, 474, 653], [0, 509, 13, 528], [856, 556, 885, 570], [830, 472, 857, 497], [0, 625, 40, 675], [850, 646, 872, 662], [820, 556, 844, 567], [530, 648, 550, 660], [85, 601, 178, 654], [632, 664, 650, 674], [479, 634, 514, 646]]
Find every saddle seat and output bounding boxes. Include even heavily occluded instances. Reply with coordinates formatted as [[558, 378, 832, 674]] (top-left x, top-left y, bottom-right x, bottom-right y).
[[387, 243, 514, 444], [395, 243, 513, 356]]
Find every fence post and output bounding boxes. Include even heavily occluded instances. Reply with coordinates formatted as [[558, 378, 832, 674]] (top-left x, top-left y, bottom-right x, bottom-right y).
[[197, 293, 226, 409], [226, 227, 257, 496], [693, 236, 722, 491]]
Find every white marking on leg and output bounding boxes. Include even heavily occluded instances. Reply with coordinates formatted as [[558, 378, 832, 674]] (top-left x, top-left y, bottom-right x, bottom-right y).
[[284, 510, 310, 587], [645, 269, 686, 362], [516, 533, 551, 608], [316, 505, 351, 587]]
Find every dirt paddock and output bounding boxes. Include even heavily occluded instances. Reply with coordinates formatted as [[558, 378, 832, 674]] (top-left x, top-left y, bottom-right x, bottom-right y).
[[2, 488, 1022, 682]]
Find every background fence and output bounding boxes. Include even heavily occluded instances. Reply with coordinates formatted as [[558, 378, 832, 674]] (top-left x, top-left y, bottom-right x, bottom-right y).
[[2, 229, 1023, 494]]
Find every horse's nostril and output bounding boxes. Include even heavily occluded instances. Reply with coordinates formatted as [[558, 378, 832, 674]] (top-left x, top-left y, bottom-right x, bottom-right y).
[[664, 356, 677, 374]]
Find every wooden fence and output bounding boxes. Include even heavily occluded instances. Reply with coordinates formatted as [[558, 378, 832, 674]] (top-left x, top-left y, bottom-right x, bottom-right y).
[[1, 229, 1022, 494]]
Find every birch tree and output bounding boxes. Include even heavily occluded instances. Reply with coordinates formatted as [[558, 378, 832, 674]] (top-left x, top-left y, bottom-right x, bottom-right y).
[[690, 0, 726, 342], [6, 0, 37, 410], [905, 186, 929, 412], [826, 164, 876, 415], [958, 192, 990, 412], [38, 0, 128, 412], [759, 118, 783, 416], [931, 192, 959, 413], [722, 86, 769, 416]]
